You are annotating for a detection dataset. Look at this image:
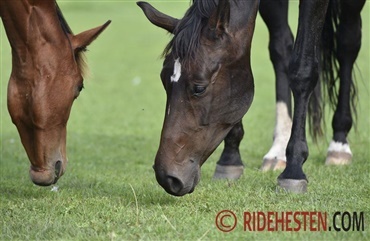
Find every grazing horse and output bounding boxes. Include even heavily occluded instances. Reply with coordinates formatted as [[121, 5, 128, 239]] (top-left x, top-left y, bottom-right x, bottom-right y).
[[138, 0, 259, 196], [0, 0, 110, 186], [139, 0, 365, 195]]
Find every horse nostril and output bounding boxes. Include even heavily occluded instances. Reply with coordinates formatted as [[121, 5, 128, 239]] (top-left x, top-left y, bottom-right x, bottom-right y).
[[54, 161, 62, 178], [166, 175, 184, 194]]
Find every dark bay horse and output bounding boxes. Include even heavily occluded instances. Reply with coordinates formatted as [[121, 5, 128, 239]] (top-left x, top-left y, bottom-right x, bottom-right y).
[[138, 0, 259, 196], [0, 0, 110, 186], [139, 0, 365, 196]]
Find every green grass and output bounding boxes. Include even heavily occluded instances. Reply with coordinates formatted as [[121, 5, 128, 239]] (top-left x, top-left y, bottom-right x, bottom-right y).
[[1, 1, 369, 240]]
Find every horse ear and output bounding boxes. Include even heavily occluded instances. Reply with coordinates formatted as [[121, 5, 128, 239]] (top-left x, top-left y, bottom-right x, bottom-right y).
[[208, 0, 230, 37], [70, 20, 111, 53], [137, 1, 179, 33]]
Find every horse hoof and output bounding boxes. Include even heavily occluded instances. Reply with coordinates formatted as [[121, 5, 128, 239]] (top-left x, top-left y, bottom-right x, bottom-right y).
[[272, 160, 286, 171], [276, 178, 307, 193], [325, 151, 352, 165], [260, 158, 275, 172], [213, 164, 244, 180], [260, 159, 286, 171]]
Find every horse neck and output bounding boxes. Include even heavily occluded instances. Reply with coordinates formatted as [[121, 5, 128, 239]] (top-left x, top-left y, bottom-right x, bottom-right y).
[[0, 0, 70, 80], [229, 0, 259, 30], [229, 0, 259, 53]]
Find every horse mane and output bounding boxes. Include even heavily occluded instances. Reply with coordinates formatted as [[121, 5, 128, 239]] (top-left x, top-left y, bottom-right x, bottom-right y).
[[54, 1, 87, 77], [163, 0, 218, 65]]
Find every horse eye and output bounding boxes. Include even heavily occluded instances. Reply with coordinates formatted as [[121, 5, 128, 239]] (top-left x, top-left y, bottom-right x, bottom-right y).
[[193, 85, 206, 95]]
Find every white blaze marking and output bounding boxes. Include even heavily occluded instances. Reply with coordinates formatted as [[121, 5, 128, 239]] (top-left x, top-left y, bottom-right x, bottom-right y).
[[327, 141, 352, 154], [171, 58, 182, 83], [263, 102, 292, 162], [167, 105, 171, 116]]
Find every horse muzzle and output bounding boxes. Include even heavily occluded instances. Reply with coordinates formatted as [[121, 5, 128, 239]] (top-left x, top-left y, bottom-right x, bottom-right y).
[[29, 160, 65, 186], [154, 160, 200, 196]]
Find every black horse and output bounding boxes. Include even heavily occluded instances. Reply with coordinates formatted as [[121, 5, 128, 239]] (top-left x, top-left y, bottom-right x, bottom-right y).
[[259, 0, 365, 174], [138, 0, 365, 196]]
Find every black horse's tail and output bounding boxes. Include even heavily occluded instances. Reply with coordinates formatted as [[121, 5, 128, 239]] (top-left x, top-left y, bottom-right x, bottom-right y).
[[308, 0, 357, 141], [308, 82, 323, 142]]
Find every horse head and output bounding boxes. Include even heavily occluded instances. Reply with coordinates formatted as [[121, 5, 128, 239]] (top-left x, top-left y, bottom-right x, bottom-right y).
[[138, 0, 258, 196], [1, 1, 110, 185]]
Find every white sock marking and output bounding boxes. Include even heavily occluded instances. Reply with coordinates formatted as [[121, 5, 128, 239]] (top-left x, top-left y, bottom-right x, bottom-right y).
[[327, 141, 352, 154], [171, 58, 182, 83], [263, 102, 292, 162]]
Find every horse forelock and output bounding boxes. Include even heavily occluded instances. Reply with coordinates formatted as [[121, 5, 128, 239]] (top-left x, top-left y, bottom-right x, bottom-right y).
[[54, 1, 87, 78], [163, 0, 218, 66]]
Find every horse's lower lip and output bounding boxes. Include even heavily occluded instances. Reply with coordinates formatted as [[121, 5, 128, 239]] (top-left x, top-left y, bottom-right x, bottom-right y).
[[167, 186, 194, 196], [30, 168, 56, 186]]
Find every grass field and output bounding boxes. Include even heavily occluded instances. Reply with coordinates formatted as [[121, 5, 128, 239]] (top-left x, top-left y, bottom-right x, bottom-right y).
[[1, 1, 369, 240]]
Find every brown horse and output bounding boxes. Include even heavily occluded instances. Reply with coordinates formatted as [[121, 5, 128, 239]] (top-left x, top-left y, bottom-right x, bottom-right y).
[[0, 0, 110, 186]]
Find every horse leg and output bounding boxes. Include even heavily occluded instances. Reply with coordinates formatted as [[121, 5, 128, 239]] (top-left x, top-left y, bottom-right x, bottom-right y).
[[259, 0, 293, 171], [277, 0, 329, 193], [213, 121, 244, 180], [326, 0, 366, 165]]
